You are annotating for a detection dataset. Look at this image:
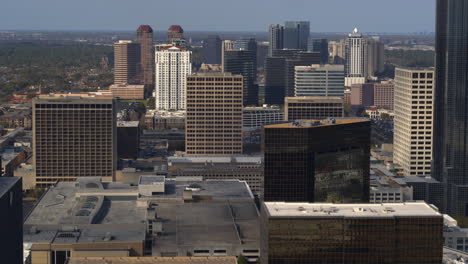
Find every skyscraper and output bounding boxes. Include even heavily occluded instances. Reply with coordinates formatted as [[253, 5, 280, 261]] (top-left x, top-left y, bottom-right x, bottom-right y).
[[234, 37, 257, 51], [366, 36, 385, 77], [223, 50, 257, 106], [394, 67, 434, 177], [263, 119, 370, 203], [0, 177, 22, 264], [203, 35, 222, 64], [114, 40, 140, 85], [345, 28, 367, 86], [221, 40, 235, 69], [268, 24, 284, 56], [283, 21, 310, 50], [33, 96, 117, 186], [186, 73, 243, 155], [167, 25, 184, 44], [294, 64, 345, 97], [308, 38, 329, 64], [136, 25, 154, 86], [155, 46, 192, 110], [432, 0, 468, 216]]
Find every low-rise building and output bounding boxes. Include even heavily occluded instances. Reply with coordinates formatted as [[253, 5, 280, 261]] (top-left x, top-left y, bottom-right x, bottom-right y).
[[67, 257, 237, 264], [284, 97, 344, 121], [242, 106, 284, 129], [110, 84, 145, 100]]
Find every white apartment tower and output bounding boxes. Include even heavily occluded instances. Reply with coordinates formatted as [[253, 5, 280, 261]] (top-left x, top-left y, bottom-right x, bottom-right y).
[[155, 46, 192, 110], [345, 28, 367, 86], [393, 67, 434, 176]]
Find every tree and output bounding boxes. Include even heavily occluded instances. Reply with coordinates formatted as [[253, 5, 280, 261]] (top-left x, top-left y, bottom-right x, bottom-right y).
[[237, 255, 248, 264]]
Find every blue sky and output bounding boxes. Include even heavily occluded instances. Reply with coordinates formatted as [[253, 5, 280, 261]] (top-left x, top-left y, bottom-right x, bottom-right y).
[[1, 0, 435, 32]]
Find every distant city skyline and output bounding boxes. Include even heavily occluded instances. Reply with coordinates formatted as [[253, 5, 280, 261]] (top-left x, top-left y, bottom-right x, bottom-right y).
[[1, 0, 435, 33]]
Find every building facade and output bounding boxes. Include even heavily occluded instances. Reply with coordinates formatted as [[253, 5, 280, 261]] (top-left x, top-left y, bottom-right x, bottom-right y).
[[263, 119, 370, 203], [307, 38, 329, 64], [285, 97, 344, 121], [393, 67, 434, 177], [243, 106, 284, 128], [109, 84, 145, 100], [261, 202, 443, 264], [136, 25, 154, 86], [294, 64, 345, 97], [345, 28, 367, 86], [268, 24, 284, 56], [186, 73, 243, 155], [167, 25, 184, 44], [373, 81, 394, 110], [283, 21, 310, 50], [367, 36, 385, 77], [203, 35, 222, 64], [0, 177, 22, 264], [223, 50, 257, 106], [155, 46, 192, 110], [33, 96, 117, 186], [114, 40, 140, 85], [351, 83, 374, 107]]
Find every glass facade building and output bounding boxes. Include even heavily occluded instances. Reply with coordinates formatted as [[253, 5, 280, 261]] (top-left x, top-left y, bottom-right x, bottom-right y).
[[263, 119, 370, 203], [283, 21, 310, 50], [307, 38, 329, 64], [223, 50, 258, 106]]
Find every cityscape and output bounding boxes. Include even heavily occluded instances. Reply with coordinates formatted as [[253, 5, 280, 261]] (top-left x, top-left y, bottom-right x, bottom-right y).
[[1, 0, 467, 263]]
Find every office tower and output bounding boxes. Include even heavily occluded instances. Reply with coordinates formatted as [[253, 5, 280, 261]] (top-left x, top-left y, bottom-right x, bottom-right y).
[[263, 119, 370, 202], [294, 64, 345, 97], [345, 28, 367, 86], [0, 177, 22, 264], [155, 46, 192, 110], [243, 106, 284, 128], [117, 121, 140, 159], [433, 0, 468, 216], [351, 83, 375, 107], [186, 73, 243, 155], [136, 25, 154, 86], [33, 96, 117, 186], [330, 39, 346, 64], [260, 202, 443, 264], [268, 24, 284, 56], [234, 37, 257, 51], [367, 36, 385, 76], [256, 42, 269, 68], [285, 97, 344, 121], [167, 25, 184, 44], [373, 81, 394, 110], [283, 21, 310, 50], [394, 67, 434, 177], [307, 38, 329, 64], [264, 50, 321, 105], [203, 35, 222, 64], [221, 40, 235, 69], [114, 40, 140, 85], [223, 50, 257, 106]]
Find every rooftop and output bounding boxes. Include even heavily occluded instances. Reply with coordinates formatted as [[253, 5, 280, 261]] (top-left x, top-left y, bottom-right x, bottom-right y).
[[189, 72, 241, 77], [117, 121, 140, 127], [137, 25, 153, 33], [67, 257, 237, 264], [0, 177, 20, 198], [168, 156, 262, 164], [263, 202, 442, 218], [264, 118, 369, 129]]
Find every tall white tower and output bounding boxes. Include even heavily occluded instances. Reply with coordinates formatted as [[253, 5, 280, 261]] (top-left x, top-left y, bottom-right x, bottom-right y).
[[155, 46, 192, 110], [345, 28, 367, 86]]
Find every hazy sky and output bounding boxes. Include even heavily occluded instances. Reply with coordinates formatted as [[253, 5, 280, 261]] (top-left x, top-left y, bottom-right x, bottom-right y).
[[1, 0, 435, 33]]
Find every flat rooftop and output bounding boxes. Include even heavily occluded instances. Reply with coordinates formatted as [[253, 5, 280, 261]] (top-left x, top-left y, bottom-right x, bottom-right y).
[[117, 121, 140, 127], [263, 202, 442, 218], [67, 257, 237, 264], [0, 177, 20, 198], [264, 118, 369, 129], [169, 156, 262, 164]]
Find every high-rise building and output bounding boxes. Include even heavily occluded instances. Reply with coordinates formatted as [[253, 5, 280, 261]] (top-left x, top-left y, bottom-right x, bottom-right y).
[[155, 46, 192, 110], [367, 36, 385, 77], [351, 82, 394, 110], [373, 81, 394, 110], [433, 0, 468, 216], [394, 67, 434, 177], [186, 73, 243, 155], [268, 24, 284, 56], [114, 40, 140, 85], [117, 121, 140, 160], [351, 83, 375, 107], [203, 35, 222, 64], [307, 38, 329, 64], [256, 41, 269, 68], [260, 202, 443, 264], [234, 37, 257, 51], [285, 97, 344, 121], [294, 64, 345, 97], [345, 28, 367, 86], [283, 21, 310, 50], [167, 25, 184, 44], [136, 25, 154, 86], [263, 119, 370, 203], [223, 50, 257, 106], [221, 40, 235, 68], [0, 177, 22, 264], [33, 96, 117, 186], [329, 39, 346, 64]]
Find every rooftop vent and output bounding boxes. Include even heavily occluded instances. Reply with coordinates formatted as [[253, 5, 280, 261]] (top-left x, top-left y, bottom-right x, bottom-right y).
[[103, 232, 113, 241]]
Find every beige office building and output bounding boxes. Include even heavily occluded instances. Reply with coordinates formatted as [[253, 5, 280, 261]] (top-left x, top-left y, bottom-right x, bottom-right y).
[[114, 40, 139, 85], [285, 96, 344, 121], [394, 67, 434, 176], [33, 95, 117, 186], [110, 84, 145, 100], [186, 73, 243, 155]]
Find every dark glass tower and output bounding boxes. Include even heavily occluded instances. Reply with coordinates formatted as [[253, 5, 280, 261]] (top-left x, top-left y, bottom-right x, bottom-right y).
[[268, 24, 284, 56], [223, 50, 258, 106], [203, 35, 222, 64], [433, 0, 468, 216], [283, 21, 310, 50], [308, 38, 329, 64], [263, 119, 370, 203]]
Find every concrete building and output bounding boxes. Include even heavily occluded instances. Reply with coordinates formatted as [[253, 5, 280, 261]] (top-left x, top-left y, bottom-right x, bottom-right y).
[[203, 35, 222, 65], [186, 73, 243, 155], [373, 81, 395, 110], [263, 119, 370, 203], [110, 84, 145, 100], [136, 25, 154, 86], [0, 177, 22, 264], [67, 257, 237, 264], [268, 24, 283, 56], [223, 50, 257, 106], [24, 177, 259, 264], [242, 106, 284, 128], [261, 202, 443, 264], [365, 106, 394, 120], [294, 64, 345, 97], [168, 156, 263, 195], [345, 28, 367, 86], [351, 83, 374, 107], [33, 95, 117, 186], [114, 40, 140, 85], [155, 46, 192, 110], [283, 21, 309, 50], [285, 97, 344, 121], [145, 110, 185, 130], [367, 36, 385, 77], [167, 25, 184, 44], [393, 67, 434, 177]]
